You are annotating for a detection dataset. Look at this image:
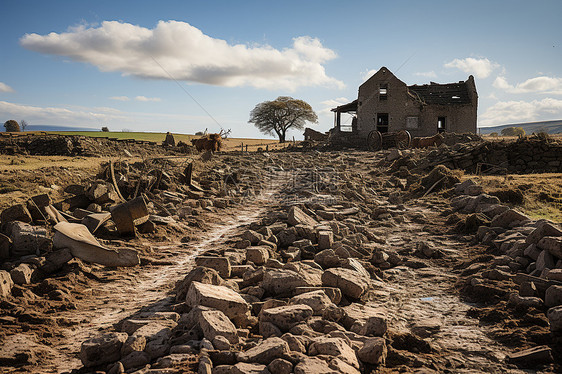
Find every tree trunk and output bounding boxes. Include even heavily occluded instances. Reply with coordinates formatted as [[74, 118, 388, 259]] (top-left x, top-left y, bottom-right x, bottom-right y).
[[278, 131, 286, 143]]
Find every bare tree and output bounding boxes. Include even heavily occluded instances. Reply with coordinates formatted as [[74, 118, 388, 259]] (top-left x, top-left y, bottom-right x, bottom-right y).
[[20, 119, 28, 131]]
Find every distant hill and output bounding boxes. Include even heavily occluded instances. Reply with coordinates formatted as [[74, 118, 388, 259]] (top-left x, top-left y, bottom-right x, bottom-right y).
[[18, 124, 100, 132], [479, 120, 562, 135]]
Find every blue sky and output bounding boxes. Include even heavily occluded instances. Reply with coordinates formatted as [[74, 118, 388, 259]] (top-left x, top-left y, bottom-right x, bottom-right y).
[[1, 0, 561, 138]]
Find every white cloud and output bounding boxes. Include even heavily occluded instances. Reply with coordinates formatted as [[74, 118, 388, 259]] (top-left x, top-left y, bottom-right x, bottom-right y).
[[0, 100, 210, 129], [414, 71, 437, 78], [493, 75, 562, 94], [0, 82, 14, 93], [110, 96, 130, 101], [479, 98, 562, 127], [361, 69, 377, 82], [444, 57, 500, 79], [135, 96, 161, 102], [20, 20, 344, 91], [318, 97, 351, 116]]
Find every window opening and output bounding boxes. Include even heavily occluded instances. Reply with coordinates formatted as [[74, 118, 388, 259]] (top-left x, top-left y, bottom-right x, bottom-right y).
[[437, 117, 446, 133], [379, 84, 388, 100]]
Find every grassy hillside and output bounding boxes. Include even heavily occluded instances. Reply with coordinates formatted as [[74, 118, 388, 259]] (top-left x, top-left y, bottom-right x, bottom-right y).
[[479, 120, 562, 135]]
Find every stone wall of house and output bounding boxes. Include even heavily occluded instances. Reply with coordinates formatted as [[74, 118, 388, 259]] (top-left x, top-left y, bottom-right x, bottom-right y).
[[356, 67, 477, 138], [356, 68, 411, 136], [419, 104, 477, 135]]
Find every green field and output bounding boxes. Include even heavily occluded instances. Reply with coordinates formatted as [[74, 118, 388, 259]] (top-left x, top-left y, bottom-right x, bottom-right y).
[[44, 131, 193, 143]]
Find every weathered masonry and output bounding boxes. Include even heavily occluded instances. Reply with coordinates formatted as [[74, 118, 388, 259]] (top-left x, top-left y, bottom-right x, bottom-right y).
[[331, 66, 478, 139]]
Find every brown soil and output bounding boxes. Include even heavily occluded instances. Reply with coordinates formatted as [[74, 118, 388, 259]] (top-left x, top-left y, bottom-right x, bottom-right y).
[[0, 150, 560, 373]]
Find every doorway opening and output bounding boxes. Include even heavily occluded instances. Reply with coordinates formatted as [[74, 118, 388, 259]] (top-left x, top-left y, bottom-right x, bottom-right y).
[[376, 114, 389, 133]]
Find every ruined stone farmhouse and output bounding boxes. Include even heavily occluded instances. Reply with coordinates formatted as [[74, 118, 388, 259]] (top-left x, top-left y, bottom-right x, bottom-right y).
[[331, 67, 478, 139]]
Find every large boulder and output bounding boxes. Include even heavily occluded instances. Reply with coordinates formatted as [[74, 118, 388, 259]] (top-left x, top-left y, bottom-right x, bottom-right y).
[[294, 356, 335, 374], [490, 209, 530, 229], [526, 222, 562, 245], [357, 337, 387, 365], [10, 264, 33, 285], [7, 221, 51, 257], [288, 207, 318, 227], [342, 303, 387, 335], [80, 332, 128, 367], [242, 230, 264, 245], [237, 337, 290, 365], [1, 204, 32, 224], [321, 268, 370, 299], [538, 236, 562, 259], [41, 248, 73, 274], [268, 358, 293, 374], [197, 308, 239, 344], [314, 249, 341, 269], [0, 270, 14, 298], [317, 231, 334, 250], [289, 290, 335, 315], [308, 336, 359, 369], [545, 285, 562, 307], [260, 304, 314, 332], [262, 269, 318, 296], [246, 247, 270, 266], [195, 256, 231, 278], [547, 305, 562, 332], [186, 282, 250, 321], [175, 266, 223, 302]]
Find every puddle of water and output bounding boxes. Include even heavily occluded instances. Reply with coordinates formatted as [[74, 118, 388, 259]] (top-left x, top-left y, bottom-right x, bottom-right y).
[[420, 297, 435, 302]]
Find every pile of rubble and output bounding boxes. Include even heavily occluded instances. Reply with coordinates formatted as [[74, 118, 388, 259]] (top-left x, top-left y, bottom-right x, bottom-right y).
[[450, 179, 562, 366], [390, 136, 562, 175], [0, 154, 269, 301], [77, 203, 392, 373]]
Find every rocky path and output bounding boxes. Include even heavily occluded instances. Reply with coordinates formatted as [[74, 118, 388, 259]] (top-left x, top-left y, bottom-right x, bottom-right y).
[[3, 151, 557, 373], [38, 198, 275, 372], [374, 203, 523, 373]]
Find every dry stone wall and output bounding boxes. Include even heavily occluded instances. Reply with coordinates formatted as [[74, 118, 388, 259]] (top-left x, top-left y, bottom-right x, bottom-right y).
[[0, 134, 165, 157], [394, 137, 562, 175]]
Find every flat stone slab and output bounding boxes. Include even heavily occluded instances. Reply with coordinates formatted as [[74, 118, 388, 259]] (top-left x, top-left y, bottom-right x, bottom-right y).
[[506, 345, 553, 365], [321, 267, 370, 299], [288, 206, 318, 227], [237, 337, 289, 364], [198, 308, 239, 344], [260, 304, 314, 331], [195, 256, 231, 278], [263, 269, 317, 296], [186, 281, 249, 320], [80, 332, 128, 367]]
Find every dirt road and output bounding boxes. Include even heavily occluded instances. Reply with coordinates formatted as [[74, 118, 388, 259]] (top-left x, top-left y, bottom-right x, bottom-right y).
[[1, 151, 557, 373]]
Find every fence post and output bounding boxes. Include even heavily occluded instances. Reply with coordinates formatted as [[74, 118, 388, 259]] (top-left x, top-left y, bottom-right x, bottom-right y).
[[241, 143, 244, 153], [245, 145, 248, 153]]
